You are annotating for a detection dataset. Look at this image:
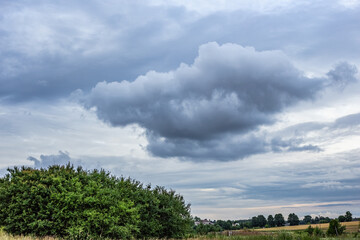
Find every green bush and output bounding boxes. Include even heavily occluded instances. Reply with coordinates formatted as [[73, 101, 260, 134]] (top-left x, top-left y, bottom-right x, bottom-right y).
[[304, 225, 324, 237], [0, 164, 192, 239], [195, 223, 222, 235], [277, 231, 293, 240], [327, 219, 346, 236], [313, 226, 324, 237], [295, 231, 318, 240], [304, 225, 314, 235]]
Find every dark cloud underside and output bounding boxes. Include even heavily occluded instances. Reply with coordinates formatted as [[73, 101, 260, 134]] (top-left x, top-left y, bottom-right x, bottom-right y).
[[85, 42, 331, 160]]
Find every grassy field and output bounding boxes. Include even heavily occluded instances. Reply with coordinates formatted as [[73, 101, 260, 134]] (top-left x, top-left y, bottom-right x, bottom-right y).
[[0, 232, 56, 240], [1, 222, 359, 239], [253, 221, 360, 233]]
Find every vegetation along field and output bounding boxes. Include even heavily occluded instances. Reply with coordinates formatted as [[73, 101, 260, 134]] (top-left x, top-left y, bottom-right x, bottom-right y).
[[1, 228, 360, 240], [0, 165, 192, 239], [254, 221, 360, 232], [1, 165, 359, 239]]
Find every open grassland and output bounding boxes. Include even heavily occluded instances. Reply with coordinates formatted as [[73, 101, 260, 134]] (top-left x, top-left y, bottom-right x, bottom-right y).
[[190, 236, 360, 240], [0, 231, 56, 240], [1, 222, 359, 240], [3, 232, 359, 240], [253, 221, 360, 233]]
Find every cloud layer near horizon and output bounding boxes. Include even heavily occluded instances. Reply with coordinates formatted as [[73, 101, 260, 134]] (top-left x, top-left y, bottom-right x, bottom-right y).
[[84, 42, 357, 160], [15, 146, 360, 219]]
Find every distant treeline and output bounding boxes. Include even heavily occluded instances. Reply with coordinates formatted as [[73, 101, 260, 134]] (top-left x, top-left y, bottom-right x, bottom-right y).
[[193, 211, 354, 234], [0, 164, 193, 239]]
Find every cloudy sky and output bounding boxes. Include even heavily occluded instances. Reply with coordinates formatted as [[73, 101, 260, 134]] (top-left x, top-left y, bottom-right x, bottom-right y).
[[1, 0, 360, 220]]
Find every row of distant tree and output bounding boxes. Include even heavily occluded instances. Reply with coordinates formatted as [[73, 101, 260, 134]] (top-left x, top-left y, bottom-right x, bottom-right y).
[[194, 211, 354, 234], [250, 211, 353, 228]]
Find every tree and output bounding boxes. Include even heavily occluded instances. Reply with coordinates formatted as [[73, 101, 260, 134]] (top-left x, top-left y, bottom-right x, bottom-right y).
[[257, 215, 267, 228], [305, 225, 314, 235], [267, 215, 275, 227], [0, 165, 139, 239], [240, 221, 251, 229], [327, 219, 346, 236], [150, 186, 192, 238], [226, 220, 233, 229], [319, 216, 331, 223], [305, 225, 323, 236], [345, 211, 352, 222], [0, 165, 192, 239], [195, 223, 222, 235], [274, 213, 285, 227], [251, 216, 259, 227], [313, 226, 324, 236], [287, 213, 300, 226], [338, 215, 346, 222], [303, 215, 312, 224], [216, 220, 232, 230]]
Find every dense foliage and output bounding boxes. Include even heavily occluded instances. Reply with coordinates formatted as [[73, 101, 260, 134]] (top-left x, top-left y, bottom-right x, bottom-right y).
[[192, 210, 355, 235], [274, 214, 285, 227], [251, 215, 267, 228], [327, 219, 346, 236], [305, 225, 324, 237], [345, 211, 353, 222], [303, 215, 312, 224], [194, 224, 222, 235], [287, 213, 300, 226], [0, 165, 192, 239], [267, 215, 275, 227]]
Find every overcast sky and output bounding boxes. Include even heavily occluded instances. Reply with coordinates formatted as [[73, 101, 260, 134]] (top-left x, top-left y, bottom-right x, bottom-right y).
[[1, 0, 360, 220]]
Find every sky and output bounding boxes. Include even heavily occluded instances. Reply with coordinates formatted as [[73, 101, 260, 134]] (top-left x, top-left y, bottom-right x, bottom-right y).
[[1, 0, 360, 220]]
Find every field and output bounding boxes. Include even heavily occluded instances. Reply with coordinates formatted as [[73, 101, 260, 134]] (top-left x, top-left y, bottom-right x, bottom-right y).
[[253, 221, 360, 233], [0, 231, 56, 240], [1, 222, 359, 240], [207, 221, 360, 239]]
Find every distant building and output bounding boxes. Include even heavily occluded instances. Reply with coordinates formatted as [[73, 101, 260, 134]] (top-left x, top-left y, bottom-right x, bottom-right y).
[[194, 219, 214, 226]]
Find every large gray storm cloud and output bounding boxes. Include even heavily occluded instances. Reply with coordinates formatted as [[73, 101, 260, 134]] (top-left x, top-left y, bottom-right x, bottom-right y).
[[85, 42, 356, 160]]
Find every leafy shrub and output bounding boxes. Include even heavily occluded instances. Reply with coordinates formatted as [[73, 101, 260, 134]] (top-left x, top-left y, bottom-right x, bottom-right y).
[[313, 226, 324, 237], [295, 232, 318, 240], [304, 225, 314, 235], [195, 223, 222, 235], [304, 225, 323, 237], [277, 231, 293, 240], [0, 164, 192, 239], [327, 219, 346, 236]]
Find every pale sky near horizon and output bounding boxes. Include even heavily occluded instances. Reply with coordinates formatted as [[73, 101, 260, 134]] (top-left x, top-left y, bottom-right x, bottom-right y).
[[1, 0, 360, 220]]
